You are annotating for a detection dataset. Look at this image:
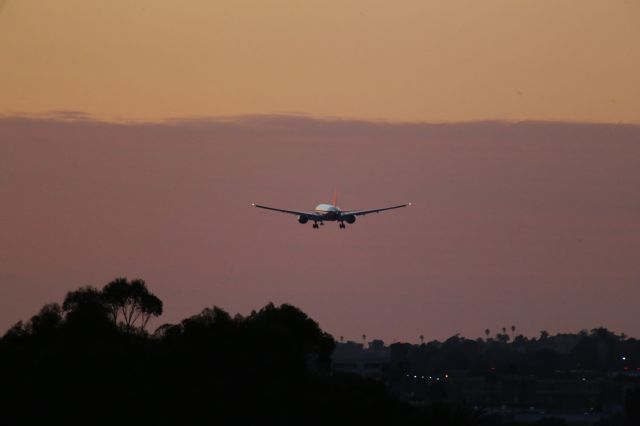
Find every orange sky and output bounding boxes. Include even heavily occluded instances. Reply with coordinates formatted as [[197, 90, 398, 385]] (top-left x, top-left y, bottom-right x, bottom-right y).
[[2, 2, 640, 342], [1, 0, 639, 122]]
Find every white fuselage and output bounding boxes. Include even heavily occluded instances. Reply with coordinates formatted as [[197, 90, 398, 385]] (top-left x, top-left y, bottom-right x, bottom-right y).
[[313, 204, 341, 221]]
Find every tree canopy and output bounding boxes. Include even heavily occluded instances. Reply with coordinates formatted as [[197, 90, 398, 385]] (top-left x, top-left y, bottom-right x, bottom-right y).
[[102, 277, 163, 330], [1, 278, 638, 426]]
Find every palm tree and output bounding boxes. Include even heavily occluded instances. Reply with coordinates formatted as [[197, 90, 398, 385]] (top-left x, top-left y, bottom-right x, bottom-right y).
[[419, 334, 424, 345], [511, 325, 516, 340], [339, 335, 344, 343], [362, 334, 366, 344], [485, 328, 490, 340]]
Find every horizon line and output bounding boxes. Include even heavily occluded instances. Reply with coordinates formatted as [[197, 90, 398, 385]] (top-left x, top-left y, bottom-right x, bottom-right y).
[[2, 111, 640, 128]]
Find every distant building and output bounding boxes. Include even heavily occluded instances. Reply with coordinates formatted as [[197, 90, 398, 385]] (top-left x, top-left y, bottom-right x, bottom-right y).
[[332, 340, 391, 379], [334, 338, 640, 424]]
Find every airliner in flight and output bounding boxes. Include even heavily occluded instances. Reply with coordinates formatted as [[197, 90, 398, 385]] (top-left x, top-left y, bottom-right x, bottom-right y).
[[252, 196, 410, 229]]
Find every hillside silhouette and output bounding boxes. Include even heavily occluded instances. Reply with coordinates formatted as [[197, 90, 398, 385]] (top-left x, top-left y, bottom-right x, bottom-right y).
[[1, 278, 639, 425]]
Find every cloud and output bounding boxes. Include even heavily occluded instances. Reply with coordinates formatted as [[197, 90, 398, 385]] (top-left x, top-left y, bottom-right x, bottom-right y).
[[2, 113, 639, 145], [41, 110, 94, 121]]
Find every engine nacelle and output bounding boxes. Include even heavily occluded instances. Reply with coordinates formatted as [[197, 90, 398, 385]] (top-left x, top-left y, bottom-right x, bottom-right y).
[[298, 215, 308, 224], [344, 215, 356, 224]]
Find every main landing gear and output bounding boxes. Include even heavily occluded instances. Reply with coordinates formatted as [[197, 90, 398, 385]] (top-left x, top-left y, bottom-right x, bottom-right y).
[[312, 222, 346, 229]]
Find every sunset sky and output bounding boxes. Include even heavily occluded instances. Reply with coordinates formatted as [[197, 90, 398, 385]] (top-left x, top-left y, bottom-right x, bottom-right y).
[[1, 1, 639, 342], [1, 0, 639, 122]]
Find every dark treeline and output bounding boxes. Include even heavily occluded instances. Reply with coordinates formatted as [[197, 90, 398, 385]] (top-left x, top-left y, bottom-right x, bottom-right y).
[[379, 331, 640, 425], [0, 278, 451, 426], [388, 327, 640, 377], [1, 278, 638, 426]]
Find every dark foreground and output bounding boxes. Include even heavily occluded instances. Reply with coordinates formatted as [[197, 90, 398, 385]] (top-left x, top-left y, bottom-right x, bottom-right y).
[[1, 279, 638, 425]]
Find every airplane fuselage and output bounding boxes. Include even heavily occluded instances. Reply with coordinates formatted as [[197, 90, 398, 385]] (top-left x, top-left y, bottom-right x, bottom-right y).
[[313, 204, 342, 221]]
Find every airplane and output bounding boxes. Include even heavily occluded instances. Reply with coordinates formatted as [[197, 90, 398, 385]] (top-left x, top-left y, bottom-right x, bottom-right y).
[[252, 194, 410, 229]]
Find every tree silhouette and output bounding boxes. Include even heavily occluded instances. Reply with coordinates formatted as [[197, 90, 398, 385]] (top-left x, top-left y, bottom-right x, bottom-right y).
[[62, 286, 115, 335], [62, 286, 104, 313], [29, 303, 63, 335], [102, 278, 163, 331], [2, 278, 638, 426], [3, 320, 27, 339]]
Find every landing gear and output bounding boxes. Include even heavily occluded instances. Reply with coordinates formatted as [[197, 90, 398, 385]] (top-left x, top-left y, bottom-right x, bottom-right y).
[[312, 223, 319, 229], [339, 222, 346, 229]]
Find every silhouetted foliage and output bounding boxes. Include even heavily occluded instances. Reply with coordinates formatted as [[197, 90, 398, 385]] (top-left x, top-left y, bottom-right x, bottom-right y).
[[102, 277, 162, 331], [29, 303, 63, 335], [2, 279, 429, 425], [385, 326, 640, 381], [61, 286, 117, 337], [1, 278, 638, 426]]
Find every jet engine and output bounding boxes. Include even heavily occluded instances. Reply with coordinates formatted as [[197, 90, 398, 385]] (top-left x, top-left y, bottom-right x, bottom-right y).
[[344, 215, 356, 224], [298, 215, 308, 224]]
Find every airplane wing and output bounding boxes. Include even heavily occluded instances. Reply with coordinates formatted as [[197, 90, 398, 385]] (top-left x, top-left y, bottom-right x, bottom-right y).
[[252, 203, 323, 219], [342, 203, 411, 217]]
